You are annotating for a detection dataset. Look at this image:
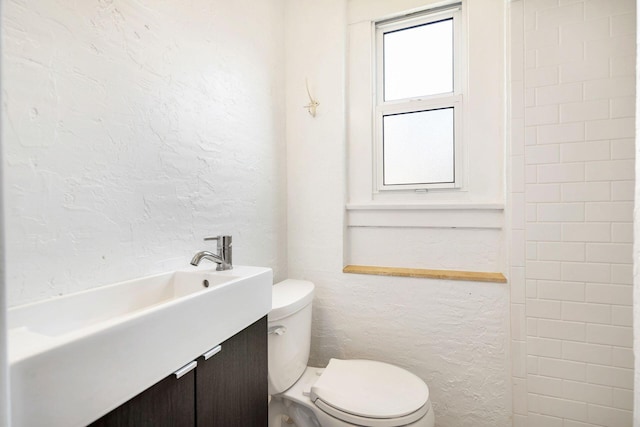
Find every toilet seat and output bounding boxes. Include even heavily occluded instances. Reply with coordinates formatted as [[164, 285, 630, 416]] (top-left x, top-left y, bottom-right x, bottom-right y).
[[314, 399, 429, 427], [309, 359, 430, 427]]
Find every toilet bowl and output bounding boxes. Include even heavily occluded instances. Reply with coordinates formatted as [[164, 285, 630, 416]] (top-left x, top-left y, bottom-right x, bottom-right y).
[[268, 279, 435, 427]]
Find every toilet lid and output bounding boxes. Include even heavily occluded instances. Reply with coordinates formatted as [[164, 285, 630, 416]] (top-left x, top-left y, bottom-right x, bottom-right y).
[[310, 359, 429, 421]]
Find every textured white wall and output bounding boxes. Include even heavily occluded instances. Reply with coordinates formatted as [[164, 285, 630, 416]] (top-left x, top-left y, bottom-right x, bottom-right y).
[[512, 0, 636, 425], [2, 0, 287, 307], [285, 1, 511, 426]]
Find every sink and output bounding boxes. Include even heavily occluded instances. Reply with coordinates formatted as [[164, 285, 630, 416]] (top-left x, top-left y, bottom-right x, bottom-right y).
[[8, 265, 272, 427], [9, 270, 239, 337]]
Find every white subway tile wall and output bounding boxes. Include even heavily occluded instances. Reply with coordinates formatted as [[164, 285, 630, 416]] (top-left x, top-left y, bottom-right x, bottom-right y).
[[510, 0, 635, 425]]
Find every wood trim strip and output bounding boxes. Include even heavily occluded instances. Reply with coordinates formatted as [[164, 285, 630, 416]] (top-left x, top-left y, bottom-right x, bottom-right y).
[[343, 265, 507, 283]]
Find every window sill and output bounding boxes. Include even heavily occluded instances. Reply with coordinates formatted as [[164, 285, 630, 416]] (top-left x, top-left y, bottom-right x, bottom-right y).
[[346, 202, 504, 210], [346, 202, 504, 229], [343, 264, 507, 283]]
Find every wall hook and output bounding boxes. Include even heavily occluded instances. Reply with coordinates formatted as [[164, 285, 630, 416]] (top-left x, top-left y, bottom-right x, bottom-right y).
[[303, 79, 320, 117]]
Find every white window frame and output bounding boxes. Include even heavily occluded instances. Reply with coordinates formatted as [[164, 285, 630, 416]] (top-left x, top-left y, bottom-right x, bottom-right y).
[[374, 4, 465, 192]]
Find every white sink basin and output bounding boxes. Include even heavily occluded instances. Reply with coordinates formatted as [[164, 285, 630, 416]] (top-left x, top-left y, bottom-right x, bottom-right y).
[[10, 270, 239, 337], [8, 265, 272, 427]]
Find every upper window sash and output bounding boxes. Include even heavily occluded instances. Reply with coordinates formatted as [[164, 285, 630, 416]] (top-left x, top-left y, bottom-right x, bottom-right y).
[[375, 4, 463, 107]]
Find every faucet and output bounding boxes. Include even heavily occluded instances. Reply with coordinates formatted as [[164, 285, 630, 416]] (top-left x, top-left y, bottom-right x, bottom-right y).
[[190, 235, 233, 271]]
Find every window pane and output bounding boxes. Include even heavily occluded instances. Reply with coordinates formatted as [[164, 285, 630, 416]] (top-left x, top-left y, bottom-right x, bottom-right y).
[[383, 108, 454, 185], [384, 18, 453, 101]]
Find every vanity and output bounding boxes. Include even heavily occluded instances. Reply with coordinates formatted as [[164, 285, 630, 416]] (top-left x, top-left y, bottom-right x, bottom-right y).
[[91, 316, 266, 426], [8, 266, 272, 427]]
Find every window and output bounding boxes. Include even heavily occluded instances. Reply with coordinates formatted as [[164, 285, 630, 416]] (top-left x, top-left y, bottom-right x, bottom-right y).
[[347, 0, 503, 207], [345, 0, 505, 272], [375, 5, 463, 191]]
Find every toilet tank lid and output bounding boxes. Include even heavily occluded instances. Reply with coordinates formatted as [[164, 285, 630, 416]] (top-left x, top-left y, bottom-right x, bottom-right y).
[[269, 279, 315, 321]]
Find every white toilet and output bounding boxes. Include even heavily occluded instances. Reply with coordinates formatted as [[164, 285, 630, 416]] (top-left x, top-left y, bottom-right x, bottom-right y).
[[268, 279, 435, 427]]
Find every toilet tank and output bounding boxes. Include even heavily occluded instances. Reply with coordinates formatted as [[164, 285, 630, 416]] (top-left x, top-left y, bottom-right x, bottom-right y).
[[268, 279, 315, 395]]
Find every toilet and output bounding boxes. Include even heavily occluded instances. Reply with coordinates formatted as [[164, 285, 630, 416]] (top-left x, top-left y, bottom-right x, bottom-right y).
[[268, 279, 435, 427]]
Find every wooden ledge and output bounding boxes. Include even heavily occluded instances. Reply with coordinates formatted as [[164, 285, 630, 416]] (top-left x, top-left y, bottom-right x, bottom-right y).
[[343, 265, 507, 283]]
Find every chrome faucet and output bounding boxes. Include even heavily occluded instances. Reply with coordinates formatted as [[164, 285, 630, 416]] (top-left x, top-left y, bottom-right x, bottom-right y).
[[190, 235, 233, 271]]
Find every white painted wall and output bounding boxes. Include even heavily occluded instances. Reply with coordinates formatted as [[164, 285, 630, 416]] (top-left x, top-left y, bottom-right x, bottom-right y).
[[634, 1, 640, 424], [512, 0, 636, 425], [0, 111, 8, 427], [2, 0, 288, 307], [285, 1, 511, 426], [0, 1, 9, 420]]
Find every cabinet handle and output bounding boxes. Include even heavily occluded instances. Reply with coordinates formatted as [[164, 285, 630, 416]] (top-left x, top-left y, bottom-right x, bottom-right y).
[[203, 345, 222, 360], [173, 361, 198, 379]]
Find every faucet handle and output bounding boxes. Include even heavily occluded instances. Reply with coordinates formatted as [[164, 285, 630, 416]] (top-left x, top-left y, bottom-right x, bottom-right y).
[[204, 235, 232, 248]]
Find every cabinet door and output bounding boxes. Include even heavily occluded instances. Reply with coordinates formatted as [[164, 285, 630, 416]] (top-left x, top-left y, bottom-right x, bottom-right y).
[[196, 316, 268, 427], [89, 369, 195, 427]]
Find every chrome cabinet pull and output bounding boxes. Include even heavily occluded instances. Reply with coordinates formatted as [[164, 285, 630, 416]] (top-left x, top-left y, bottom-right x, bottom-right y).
[[173, 361, 197, 379], [203, 345, 222, 360]]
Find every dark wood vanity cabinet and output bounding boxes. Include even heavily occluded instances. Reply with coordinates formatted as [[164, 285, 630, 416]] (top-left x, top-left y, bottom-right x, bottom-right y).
[[90, 316, 267, 427], [196, 314, 268, 426], [89, 370, 196, 427]]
